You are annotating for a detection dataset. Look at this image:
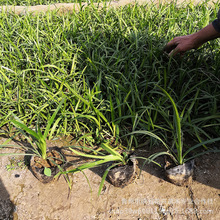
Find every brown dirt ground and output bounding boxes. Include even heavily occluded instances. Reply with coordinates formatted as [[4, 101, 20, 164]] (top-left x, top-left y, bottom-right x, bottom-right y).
[[0, 136, 219, 220], [1, 0, 220, 15]]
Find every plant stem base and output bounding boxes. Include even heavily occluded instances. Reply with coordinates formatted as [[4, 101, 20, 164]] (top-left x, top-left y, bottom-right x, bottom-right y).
[[107, 157, 138, 188], [165, 160, 194, 186], [30, 149, 64, 184]]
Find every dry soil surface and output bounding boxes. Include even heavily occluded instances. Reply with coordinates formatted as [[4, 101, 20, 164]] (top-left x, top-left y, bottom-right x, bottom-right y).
[[1, 0, 220, 15]]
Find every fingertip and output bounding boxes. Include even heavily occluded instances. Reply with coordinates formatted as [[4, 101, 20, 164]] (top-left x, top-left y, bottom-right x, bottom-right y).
[[164, 42, 177, 54], [169, 48, 179, 57], [168, 51, 173, 56], [163, 46, 171, 54]]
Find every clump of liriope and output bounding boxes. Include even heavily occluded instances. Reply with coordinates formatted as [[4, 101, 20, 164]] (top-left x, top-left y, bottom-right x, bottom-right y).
[[0, 0, 98, 6], [0, 99, 65, 176], [0, 2, 219, 150]]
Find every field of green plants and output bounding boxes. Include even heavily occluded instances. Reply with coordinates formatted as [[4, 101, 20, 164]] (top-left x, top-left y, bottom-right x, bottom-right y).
[[1, 0, 80, 6], [0, 1, 219, 164]]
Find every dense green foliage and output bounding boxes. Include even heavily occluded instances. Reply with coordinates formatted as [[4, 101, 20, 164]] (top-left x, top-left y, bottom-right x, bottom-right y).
[[1, 0, 108, 6], [0, 2, 219, 150], [1, 0, 80, 6]]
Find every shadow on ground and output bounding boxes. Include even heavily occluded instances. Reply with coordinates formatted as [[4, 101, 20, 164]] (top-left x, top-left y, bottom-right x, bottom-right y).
[[0, 177, 15, 220], [135, 148, 220, 190], [82, 147, 220, 190]]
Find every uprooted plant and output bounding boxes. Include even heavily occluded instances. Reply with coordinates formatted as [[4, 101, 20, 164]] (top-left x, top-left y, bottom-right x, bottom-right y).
[[126, 85, 220, 185], [0, 99, 65, 178], [57, 139, 159, 194]]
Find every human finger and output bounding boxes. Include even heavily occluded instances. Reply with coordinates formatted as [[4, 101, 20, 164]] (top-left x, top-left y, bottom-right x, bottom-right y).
[[163, 40, 178, 53], [168, 46, 181, 56]]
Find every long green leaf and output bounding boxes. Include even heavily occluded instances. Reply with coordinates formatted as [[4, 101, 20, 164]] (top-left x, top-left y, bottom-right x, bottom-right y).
[[69, 147, 122, 161], [183, 137, 220, 159], [11, 120, 40, 140], [61, 159, 118, 174], [156, 85, 183, 164], [100, 143, 123, 158], [98, 163, 120, 196], [126, 130, 169, 150], [43, 98, 65, 139]]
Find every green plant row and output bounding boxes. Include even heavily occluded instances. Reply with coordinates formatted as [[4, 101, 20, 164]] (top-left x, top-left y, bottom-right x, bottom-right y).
[[0, 0, 108, 6], [0, 2, 219, 155]]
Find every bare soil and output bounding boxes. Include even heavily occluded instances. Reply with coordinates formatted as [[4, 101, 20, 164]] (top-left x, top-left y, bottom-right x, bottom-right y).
[[0, 137, 219, 220], [1, 0, 219, 15]]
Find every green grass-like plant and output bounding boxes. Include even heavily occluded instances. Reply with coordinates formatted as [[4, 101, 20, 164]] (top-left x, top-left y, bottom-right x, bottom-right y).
[[58, 142, 127, 195], [0, 99, 65, 176], [155, 85, 220, 165], [131, 86, 220, 166], [58, 142, 159, 195], [0, 2, 219, 175], [1, 0, 91, 6]]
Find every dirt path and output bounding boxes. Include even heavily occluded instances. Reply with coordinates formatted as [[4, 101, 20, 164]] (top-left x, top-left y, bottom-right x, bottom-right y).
[[1, 0, 219, 15], [0, 137, 219, 220]]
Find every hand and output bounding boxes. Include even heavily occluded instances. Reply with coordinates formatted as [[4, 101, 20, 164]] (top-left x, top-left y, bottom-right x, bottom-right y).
[[164, 34, 202, 56], [164, 23, 220, 56]]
